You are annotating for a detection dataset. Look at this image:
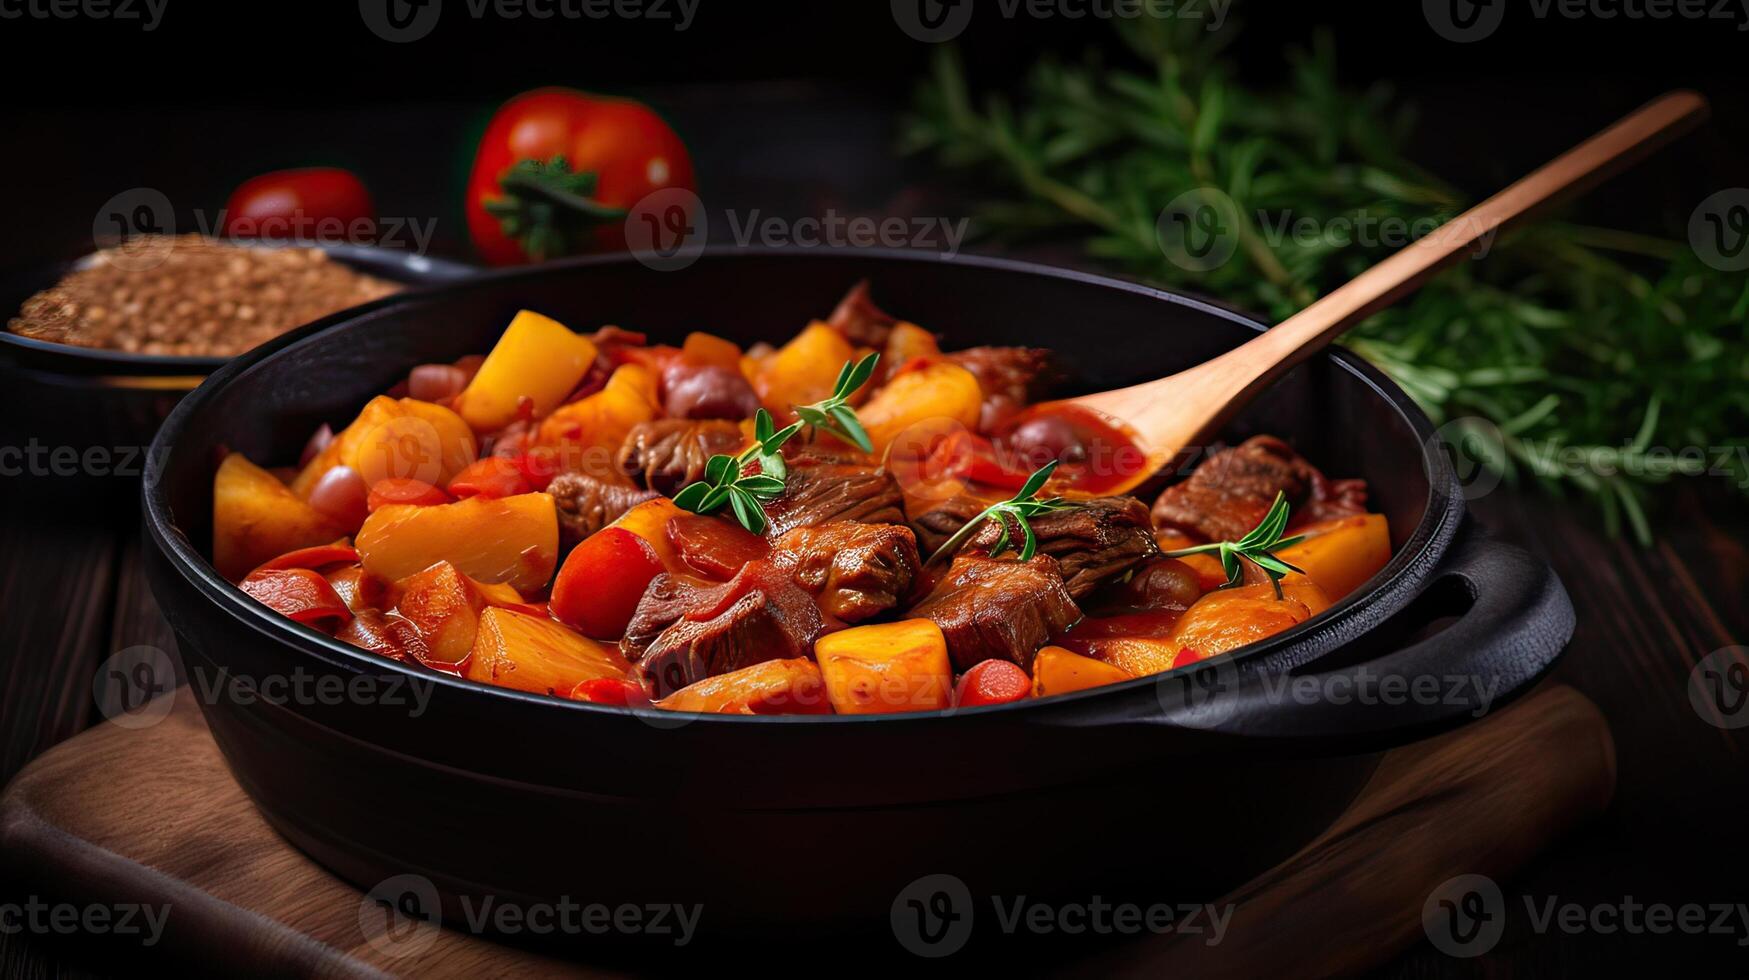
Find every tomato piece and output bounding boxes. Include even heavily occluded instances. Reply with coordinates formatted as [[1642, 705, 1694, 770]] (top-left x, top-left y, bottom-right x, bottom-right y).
[[511, 450, 563, 492], [253, 542, 359, 574], [570, 677, 651, 706], [367, 478, 452, 512], [666, 513, 770, 580], [549, 527, 666, 638], [448, 456, 532, 500], [239, 568, 351, 628], [223, 168, 374, 240], [928, 430, 1032, 491], [954, 659, 1032, 707]]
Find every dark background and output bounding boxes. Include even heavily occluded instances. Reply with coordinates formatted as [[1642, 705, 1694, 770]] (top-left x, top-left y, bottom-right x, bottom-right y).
[[0, 0, 1743, 267], [2, 0, 1746, 975]]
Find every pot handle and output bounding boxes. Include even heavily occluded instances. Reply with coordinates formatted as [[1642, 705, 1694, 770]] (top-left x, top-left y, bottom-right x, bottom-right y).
[[1149, 522, 1575, 749]]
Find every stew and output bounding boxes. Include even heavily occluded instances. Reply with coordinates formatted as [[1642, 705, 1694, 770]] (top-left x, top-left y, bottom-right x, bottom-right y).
[[213, 282, 1391, 714]]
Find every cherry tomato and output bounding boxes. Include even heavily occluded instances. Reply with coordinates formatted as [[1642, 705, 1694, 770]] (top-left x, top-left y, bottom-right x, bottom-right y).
[[954, 659, 1032, 707], [223, 168, 374, 241], [466, 88, 695, 265], [367, 478, 452, 512], [550, 527, 666, 638], [239, 568, 351, 629], [447, 457, 532, 500]]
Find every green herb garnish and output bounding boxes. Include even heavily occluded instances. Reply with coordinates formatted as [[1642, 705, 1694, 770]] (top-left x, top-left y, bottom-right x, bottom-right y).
[[904, 17, 1749, 543], [672, 409, 801, 535], [794, 352, 879, 454], [1161, 492, 1306, 599], [927, 461, 1082, 564]]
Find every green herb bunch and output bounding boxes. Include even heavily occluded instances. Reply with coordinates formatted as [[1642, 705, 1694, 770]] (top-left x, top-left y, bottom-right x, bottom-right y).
[[902, 13, 1749, 542]]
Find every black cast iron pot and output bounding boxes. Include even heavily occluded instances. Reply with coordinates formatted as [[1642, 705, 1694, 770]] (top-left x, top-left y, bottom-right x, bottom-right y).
[[141, 248, 1573, 951]]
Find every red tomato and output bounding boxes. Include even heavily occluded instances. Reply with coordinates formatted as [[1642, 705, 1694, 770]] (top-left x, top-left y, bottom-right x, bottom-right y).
[[666, 513, 770, 580], [466, 88, 695, 265], [253, 543, 359, 574], [447, 457, 531, 500], [367, 478, 452, 512], [239, 568, 351, 629], [955, 659, 1032, 707], [223, 168, 374, 240], [549, 527, 666, 638], [570, 678, 650, 707]]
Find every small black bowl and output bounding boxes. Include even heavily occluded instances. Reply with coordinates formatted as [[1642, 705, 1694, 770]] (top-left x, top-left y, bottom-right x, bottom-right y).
[[143, 248, 1573, 946], [0, 242, 475, 500]]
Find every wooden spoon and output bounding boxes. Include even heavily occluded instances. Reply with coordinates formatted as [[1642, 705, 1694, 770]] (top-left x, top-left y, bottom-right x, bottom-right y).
[[1042, 90, 1709, 496]]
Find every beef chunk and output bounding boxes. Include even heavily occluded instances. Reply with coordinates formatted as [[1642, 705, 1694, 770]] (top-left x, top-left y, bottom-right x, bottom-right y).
[[771, 521, 921, 622], [626, 561, 834, 697], [761, 451, 907, 538], [617, 419, 745, 496], [547, 471, 659, 547], [911, 496, 1157, 601], [948, 346, 1056, 432], [1152, 435, 1368, 542], [826, 279, 897, 348], [909, 554, 1082, 672]]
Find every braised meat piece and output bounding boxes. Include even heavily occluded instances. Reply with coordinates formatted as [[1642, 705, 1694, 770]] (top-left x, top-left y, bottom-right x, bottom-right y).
[[827, 279, 897, 348], [761, 451, 907, 538], [1152, 435, 1368, 542], [948, 346, 1055, 432], [546, 471, 659, 547], [910, 496, 1156, 600], [1098, 557, 1204, 614], [617, 419, 745, 496], [909, 553, 1082, 672], [771, 521, 921, 622], [626, 561, 834, 697]]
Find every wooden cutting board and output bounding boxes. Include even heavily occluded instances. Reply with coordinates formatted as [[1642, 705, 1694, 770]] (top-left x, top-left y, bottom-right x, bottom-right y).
[[0, 683, 1614, 977]]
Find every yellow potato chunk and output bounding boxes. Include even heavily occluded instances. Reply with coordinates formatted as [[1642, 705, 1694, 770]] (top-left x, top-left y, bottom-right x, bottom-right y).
[[1032, 645, 1135, 698], [815, 619, 954, 715], [289, 395, 405, 498], [1080, 637, 1186, 678], [350, 398, 478, 489], [654, 659, 829, 715], [213, 453, 346, 581], [535, 364, 659, 480], [753, 322, 855, 417], [454, 310, 599, 432], [465, 607, 625, 696], [1167, 582, 1331, 658], [357, 492, 558, 594], [1275, 513, 1391, 602], [604, 496, 687, 572], [389, 561, 488, 666], [858, 361, 983, 456]]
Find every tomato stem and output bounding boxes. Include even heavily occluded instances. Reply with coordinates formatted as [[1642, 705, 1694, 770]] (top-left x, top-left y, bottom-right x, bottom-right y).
[[483, 155, 627, 261]]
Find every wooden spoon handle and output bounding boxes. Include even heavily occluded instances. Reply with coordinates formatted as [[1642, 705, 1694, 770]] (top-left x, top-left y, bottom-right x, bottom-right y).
[[1075, 90, 1709, 464], [1231, 89, 1709, 381]]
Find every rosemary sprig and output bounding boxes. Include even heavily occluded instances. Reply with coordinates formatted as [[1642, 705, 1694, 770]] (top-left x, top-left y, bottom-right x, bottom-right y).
[[794, 352, 879, 453], [926, 461, 1082, 565], [904, 14, 1749, 543], [672, 409, 801, 535], [1161, 492, 1306, 600]]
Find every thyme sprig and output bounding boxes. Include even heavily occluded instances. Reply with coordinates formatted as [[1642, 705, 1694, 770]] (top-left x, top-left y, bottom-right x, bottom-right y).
[[926, 461, 1082, 565], [1161, 492, 1306, 599], [672, 409, 801, 535], [794, 352, 880, 453]]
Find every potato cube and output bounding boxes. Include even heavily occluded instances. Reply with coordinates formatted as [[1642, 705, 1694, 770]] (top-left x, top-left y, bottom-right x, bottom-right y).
[[357, 492, 558, 594], [465, 607, 627, 696], [213, 453, 346, 581], [454, 310, 599, 432], [815, 619, 954, 714]]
